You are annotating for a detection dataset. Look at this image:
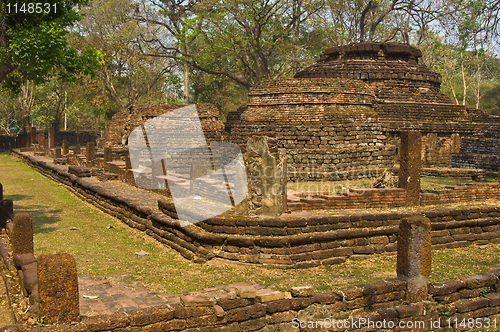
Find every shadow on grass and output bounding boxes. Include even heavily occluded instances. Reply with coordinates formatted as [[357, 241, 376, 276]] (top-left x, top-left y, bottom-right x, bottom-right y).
[[4, 194, 31, 201], [10, 204, 62, 234]]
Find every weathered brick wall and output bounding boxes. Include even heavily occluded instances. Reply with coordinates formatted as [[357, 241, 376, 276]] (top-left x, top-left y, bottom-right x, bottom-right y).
[[9, 264, 500, 331], [227, 78, 397, 181], [3, 205, 500, 331], [450, 125, 500, 171], [16, 150, 500, 270], [289, 183, 500, 211], [296, 42, 441, 89], [102, 104, 225, 147], [421, 183, 500, 205], [0, 132, 97, 151], [287, 188, 406, 210], [421, 167, 489, 180], [223, 42, 500, 177], [422, 133, 460, 167], [0, 135, 24, 150]]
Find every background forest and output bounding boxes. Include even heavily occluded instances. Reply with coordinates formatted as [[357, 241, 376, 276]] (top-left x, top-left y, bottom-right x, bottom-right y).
[[0, 0, 499, 135]]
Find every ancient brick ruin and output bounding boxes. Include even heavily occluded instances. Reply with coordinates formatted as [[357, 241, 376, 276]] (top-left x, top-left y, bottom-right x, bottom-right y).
[[225, 42, 500, 177], [102, 103, 225, 147], [99, 42, 500, 183], [451, 125, 500, 171]]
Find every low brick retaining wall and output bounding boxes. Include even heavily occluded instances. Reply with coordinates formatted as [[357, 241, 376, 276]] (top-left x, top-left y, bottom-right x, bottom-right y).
[[6, 269, 500, 331], [287, 188, 406, 211], [13, 150, 500, 270], [421, 183, 500, 206], [421, 167, 491, 181], [288, 183, 500, 211]]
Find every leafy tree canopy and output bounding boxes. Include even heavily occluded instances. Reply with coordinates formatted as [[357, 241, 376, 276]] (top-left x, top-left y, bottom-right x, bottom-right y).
[[0, 0, 102, 92]]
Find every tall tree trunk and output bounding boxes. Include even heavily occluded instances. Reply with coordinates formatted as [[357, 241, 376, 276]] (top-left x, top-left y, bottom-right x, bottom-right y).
[[475, 52, 481, 109], [18, 80, 35, 133], [183, 45, 190, 104], [460, 51, 467, 106], [64, 90, 68, 131]]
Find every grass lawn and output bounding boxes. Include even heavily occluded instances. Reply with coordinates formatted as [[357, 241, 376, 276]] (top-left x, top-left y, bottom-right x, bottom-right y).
[[1, 152, 500, 295]]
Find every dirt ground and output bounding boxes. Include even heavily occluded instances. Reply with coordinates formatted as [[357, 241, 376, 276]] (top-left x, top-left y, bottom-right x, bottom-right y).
[[0, 261, 16, 326]]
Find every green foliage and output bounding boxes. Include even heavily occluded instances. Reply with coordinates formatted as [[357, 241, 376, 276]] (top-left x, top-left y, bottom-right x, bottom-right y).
[[0, 0, 102, 91], [179, 0, 325, 87], [194, 72, 248, 120], [36, 310, 46, 327]]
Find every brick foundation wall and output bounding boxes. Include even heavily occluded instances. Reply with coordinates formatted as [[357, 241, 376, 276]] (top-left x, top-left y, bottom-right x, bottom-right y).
[[450, 138, 500, 171], [9, 266, 500, 331], [421, 183, 500, 205], [287, 188, 406, 211], [450, 125, 500, 171], [289, 182, 500, 211], [16, 149, 500, 271], [228, 78, 397, 181], [0, 132, 97, 151], [102, 104, 225, 147]]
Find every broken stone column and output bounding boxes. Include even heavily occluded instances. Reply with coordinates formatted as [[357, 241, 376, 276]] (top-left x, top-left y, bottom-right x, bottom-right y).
[[86, 142, 95, 162], [74, 144, 81, 155], [48, 126, 56, 148], [398, 130, 422, 206], [235, 136, 286, 217], [397, 215, 431, 303], [30, 127, 37, 146], [38, 253, 80, 324], [125, 151, 132, 170], [37, 133, 46, 149], [103, 147, 113, 162], [451, 133, 460, 153], [55, 148, 62, 158], [123, 152, 136, 185], [279, 148, 288, 213], [62, 140, 69, 155], [11, 213, 34, 255], [0, 199, 13, 229]]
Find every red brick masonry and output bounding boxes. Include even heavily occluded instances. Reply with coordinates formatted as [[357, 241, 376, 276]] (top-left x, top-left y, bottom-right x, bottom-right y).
[[15, 150, 500, 270]]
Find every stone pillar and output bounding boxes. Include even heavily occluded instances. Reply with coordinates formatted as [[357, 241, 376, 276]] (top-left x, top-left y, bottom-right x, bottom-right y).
[[451, 133, 460, 153], [11, 213, 34, 255], [30, 127, 37, 146], [279, 148, 288, 213], [0, 199, 13, 229], [124, 152, 134, 184], [125, 152, 132, 170], [62, 140, 69, 155], [235, 136, 286, 217], [48, 126, 56, 148], [37, 133, 45, 148], [55, 148, 62, 158], [86, 142, 95, 161], [397, 215, 431, 303], [103, 147, 113, 162], [398, 131, 421, 206], [38, 253, 80, 324], [74, 144, 81, 155]]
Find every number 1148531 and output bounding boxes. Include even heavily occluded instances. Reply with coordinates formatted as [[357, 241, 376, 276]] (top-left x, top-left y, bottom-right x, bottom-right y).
[[6, 3, 57, 14]]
